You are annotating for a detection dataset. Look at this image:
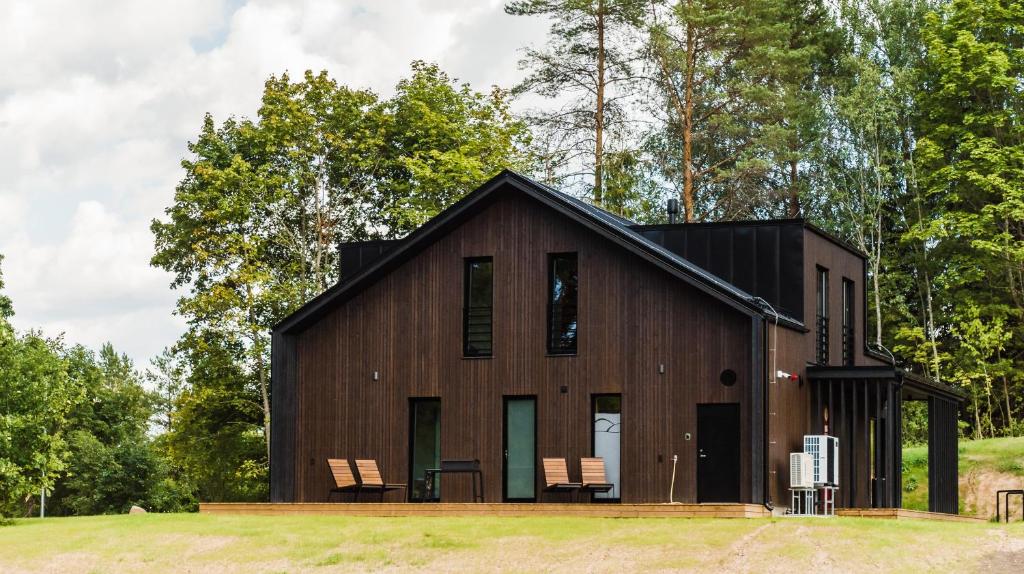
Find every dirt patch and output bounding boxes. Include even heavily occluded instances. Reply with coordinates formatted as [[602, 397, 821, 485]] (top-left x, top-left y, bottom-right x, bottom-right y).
[[715, 522, 775, 573], [974, 529, 1024, 571], [962, 469, 1024, 520], [2, 552, 99, 574], [154, 533, 240, 557]]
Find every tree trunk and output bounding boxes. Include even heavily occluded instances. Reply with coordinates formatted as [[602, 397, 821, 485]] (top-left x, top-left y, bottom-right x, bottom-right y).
[[248, 284, 272, 463], [923, 270, 941, 382], [788, 160, 800, 217], [681, 1, 696, 222], [986, 382, 996, 438], [259, 353, 270, 462], [972, 391, 982, 440], [1003, 374, 1014, 428], [872, 254, 883, 348], [594, 2, 605, 206]]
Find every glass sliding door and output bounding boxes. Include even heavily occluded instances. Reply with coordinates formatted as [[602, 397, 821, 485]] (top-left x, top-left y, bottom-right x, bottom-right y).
[[409, 399, 441, 501], [503, 397, 536, 501], [592, 395, 621, 501]]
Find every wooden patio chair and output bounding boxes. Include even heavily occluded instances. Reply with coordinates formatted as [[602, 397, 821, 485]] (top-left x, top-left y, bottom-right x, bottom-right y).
[[580, 457, 614, 498], [327, 459, 361, 502], [354, 459, 407, 502], [542, 458, 581, 500]]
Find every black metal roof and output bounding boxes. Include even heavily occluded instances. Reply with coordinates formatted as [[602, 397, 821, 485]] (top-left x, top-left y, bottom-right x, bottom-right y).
[[274, 170, 803, 335]]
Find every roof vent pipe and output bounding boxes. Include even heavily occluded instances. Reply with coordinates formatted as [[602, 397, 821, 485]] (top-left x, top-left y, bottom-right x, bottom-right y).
[[667, 198, 680, 224]]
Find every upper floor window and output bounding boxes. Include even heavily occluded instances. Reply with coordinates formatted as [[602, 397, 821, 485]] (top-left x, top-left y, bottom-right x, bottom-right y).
[[842, 278, 855, 366], [547, 253, 578, 354], [463, 257, 493, 357], [816, 266, 829, 364]]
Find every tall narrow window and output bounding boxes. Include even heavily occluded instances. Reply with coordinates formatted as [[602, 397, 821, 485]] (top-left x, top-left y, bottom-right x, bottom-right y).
[[463, 257, 493, 357], [593, 395, 621, 501], [547, 253, 578, 354], [842, 278, 855, 366], [816, 267, 829, 364], [409, 399, 441, 501]]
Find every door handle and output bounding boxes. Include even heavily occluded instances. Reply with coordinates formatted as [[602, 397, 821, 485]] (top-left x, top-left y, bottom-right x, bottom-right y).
[[504, 449, 508, 460], [699, 449, 707, 459]]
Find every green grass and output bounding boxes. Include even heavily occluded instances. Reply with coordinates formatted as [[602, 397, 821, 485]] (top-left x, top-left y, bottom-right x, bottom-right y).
[[903, 436, 1024, 514], [1, 513, 1022, 573]]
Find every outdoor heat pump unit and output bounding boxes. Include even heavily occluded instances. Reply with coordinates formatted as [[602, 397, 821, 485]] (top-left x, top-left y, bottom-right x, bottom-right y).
[[789, 452, 815, 489], [803, 435, 839, 486]]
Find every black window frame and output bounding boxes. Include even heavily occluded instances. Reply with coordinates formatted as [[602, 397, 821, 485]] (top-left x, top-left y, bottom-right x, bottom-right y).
[[842, 278, 855, 366], [546, 252, 579, 355], [816, 266, 830, 365], [463, 256, 493, 358]]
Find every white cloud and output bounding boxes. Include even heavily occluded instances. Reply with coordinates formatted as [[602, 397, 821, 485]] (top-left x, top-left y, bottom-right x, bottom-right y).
[[0, 0, 546, 366]]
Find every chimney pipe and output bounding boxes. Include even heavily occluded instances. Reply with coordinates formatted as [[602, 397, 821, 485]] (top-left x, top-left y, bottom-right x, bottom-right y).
[[667, 198, 680, 224]]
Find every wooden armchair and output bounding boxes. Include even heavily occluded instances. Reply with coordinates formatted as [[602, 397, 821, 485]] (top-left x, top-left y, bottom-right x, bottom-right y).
[[580, 457, 614, 498], [327, 459, 360, 501], [354, 459, 407, 502], [542, 458, 581, 500]]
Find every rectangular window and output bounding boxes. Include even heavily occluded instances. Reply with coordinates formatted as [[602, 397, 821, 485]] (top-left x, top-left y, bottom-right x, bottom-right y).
[[547, 253, 578, 354], [816, 267, 829, 364], [409, 399, 441, 501], [592, 395, 621, 501], [842, 278, 855, 366], [463, 257, 493, 357]]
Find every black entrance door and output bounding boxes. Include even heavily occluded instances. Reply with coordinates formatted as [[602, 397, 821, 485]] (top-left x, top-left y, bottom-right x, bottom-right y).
[[697, 403, 741, 503]]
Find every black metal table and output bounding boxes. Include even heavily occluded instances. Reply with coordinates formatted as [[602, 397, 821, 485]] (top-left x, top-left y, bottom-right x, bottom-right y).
[[996, 489, 1024, 522], [423, 458, 484, 502]]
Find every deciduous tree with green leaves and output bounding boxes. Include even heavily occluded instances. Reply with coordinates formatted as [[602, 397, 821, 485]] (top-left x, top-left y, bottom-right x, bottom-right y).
[[0, 255, 80, 518], [151, 62, 531, 499]]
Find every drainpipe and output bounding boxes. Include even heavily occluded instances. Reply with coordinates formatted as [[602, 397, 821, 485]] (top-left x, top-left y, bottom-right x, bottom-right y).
[[751, 297, 779, 512], [762, 315, 774, 512]]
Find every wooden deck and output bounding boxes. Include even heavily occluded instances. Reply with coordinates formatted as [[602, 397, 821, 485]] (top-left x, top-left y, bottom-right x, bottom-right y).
[[200, 503, 980, 522], [200, 502, 770, 518], [836, 508, 984, 523]]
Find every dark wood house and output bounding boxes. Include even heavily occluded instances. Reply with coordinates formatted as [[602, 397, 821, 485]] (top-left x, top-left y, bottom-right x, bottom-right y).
[[270, 171, 962, 513]]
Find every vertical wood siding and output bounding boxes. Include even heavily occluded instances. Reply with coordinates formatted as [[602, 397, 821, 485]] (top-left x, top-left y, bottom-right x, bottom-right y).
[[763, 230, 885, 507], [290, 191, 753, 503]]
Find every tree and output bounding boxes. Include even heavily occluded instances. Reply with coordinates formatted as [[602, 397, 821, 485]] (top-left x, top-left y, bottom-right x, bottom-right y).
[[152, 62, 531, 500], [0, 255, 80, 518], [378, 62, 532, 233], [911, 0, 1024, 435], [507, 0, 645, 204], [647, 0, 824, 221], [46, 345, 187, 515]]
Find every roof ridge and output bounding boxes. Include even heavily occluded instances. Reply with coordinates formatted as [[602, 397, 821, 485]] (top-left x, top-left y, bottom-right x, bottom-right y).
[[275, 170, 801, 334]]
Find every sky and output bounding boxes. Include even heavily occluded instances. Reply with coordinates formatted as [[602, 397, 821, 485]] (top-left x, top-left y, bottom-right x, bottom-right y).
[[0, 0, 547, 368]]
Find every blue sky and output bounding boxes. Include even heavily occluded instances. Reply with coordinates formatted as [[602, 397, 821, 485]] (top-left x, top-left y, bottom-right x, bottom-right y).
[[0, 0, 546, 367]]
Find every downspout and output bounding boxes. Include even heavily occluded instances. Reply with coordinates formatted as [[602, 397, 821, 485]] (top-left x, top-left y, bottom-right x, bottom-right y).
[[762, 315, 773, 511], [751, 297, 779, 512]]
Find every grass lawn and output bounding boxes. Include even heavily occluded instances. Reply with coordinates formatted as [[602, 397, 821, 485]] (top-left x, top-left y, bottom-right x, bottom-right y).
[[2, 513, 1024, 573], [903, 436, 1024, 516]]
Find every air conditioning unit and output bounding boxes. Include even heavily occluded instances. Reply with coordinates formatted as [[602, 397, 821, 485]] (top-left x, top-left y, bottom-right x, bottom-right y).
[[790, 452, 814, 489], [803, 435, 839, 486]]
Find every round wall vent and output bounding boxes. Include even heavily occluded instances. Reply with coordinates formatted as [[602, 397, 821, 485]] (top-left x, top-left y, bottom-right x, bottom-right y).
[[720, 369, 737, 387]]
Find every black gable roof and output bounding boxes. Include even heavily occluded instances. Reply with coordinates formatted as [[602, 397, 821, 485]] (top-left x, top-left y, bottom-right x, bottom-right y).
[[274, 170, 800, 335]]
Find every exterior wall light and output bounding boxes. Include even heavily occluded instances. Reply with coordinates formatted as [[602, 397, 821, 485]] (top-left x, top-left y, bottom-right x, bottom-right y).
[[776, 370, 800, 382]]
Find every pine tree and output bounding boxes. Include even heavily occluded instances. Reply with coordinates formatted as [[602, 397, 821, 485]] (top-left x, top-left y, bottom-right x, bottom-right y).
[[507, 0, 646, 204], [647, 0, 824, 221]]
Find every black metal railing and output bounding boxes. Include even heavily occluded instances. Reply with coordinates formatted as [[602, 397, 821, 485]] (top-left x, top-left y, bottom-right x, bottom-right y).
[[547, 303, 578, 353], [842, 324, 855, 366], [816, 314, 830, 364], [463, 305, 492, 356]]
